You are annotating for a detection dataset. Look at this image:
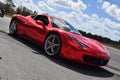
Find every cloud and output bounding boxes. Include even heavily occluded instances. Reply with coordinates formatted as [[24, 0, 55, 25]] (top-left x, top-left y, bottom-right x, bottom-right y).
[[13, 0, 43, 13], [38, 1, 55, 12], [56, 11, 120, 41], [47, 0, 87, 11], [102, 1, 120, 21], [102, 18, 120, 29], [97, 0, 103, 3], [0, 0, 5, 3]]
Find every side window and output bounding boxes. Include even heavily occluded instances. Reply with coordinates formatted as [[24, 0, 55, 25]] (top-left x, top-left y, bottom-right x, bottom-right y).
[[31, 15, 36, 19], [34, 15, 49, 26], [51, 19, 59, 28]]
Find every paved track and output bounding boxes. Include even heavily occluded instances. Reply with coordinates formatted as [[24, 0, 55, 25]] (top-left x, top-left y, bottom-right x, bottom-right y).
[[0, 17, 120, 80]]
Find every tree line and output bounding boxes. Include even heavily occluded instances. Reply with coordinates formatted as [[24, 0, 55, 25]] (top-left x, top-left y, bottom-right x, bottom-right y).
[[0, 0, 37, 16], [78, 30, 120, 49]]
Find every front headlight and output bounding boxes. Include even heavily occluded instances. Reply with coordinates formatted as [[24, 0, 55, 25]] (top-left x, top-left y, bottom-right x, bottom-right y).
[[68, 33, 87, 48]]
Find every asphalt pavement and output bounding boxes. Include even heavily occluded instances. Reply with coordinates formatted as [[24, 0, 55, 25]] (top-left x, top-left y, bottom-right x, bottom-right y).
[[0, 16, 120, 80]]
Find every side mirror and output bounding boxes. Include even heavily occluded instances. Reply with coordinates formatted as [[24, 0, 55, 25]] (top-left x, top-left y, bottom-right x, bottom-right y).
[[36, 20, 45, 27]]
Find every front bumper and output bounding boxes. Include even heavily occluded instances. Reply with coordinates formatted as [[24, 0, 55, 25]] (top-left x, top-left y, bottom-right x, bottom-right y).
[[83, 55, 109, 66]]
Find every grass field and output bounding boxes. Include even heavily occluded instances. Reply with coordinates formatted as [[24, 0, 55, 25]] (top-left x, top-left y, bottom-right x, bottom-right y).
[[103, 43, 120, 50], [4, 13, 12, 18]]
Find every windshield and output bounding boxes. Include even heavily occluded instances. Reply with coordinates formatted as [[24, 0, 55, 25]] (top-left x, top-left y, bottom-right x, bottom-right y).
[[51, 17, 81, 35]]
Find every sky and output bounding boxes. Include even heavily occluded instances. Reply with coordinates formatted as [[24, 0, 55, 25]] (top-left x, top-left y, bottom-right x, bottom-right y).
[[1, 0, 120, 41]]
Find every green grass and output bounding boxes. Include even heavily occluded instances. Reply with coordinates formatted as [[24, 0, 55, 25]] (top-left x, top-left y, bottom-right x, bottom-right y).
[[4, 14, 12, 18], [102, 43, 120, 50]]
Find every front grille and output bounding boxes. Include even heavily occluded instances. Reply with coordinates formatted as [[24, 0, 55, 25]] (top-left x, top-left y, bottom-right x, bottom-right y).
[[83, 55, 109, 65]]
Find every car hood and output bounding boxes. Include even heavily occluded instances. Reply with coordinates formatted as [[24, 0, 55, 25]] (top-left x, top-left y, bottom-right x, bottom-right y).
[[71, 33, 107, 53]]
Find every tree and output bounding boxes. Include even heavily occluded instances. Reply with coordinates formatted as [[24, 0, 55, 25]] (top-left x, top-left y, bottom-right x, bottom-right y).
[[119, 40, 120, 45], [1, 0, 35, 16], [16, 6, 34, 16], [33, 11, 38, 14], [16, 6, 22, 14], [0, 2, 5, 9], [21, 7, 27, 16], [4, 0, 15, 13]]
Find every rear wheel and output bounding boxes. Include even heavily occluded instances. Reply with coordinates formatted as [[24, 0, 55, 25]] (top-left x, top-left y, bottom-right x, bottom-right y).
[[9, 19, 18, 35], [44, 34, 61, 56]]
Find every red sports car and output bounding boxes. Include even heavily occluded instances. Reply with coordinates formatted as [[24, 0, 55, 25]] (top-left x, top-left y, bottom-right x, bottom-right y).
[[9, 14, 110, 66]]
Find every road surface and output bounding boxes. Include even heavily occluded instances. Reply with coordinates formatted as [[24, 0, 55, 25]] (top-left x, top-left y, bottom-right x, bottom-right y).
[[0, 17, 120, 80]]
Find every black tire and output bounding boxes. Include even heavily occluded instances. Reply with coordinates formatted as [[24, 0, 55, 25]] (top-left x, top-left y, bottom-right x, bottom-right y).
[[9, 19, 18, 35], [44, 33, 61, 56]]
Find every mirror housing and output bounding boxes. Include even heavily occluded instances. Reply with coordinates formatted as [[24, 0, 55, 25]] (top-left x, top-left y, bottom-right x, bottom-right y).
[[36, 20, 45, 27]]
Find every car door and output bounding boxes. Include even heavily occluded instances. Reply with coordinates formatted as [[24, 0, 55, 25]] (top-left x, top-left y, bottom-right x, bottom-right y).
[[25, 15, 49, 45]]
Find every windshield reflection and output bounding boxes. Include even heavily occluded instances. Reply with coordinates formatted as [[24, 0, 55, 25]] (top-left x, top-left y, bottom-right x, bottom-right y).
[[51, 17, 81, 35]]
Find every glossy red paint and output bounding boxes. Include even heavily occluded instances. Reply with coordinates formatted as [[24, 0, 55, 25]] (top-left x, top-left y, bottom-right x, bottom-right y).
[[9, 14, 110, 66], [60, 33, 110, 66]]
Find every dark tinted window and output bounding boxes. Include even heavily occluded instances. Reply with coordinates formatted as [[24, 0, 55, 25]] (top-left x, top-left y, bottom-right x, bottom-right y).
[[31, 15, 36, 19], [33, 15, 49, 25]]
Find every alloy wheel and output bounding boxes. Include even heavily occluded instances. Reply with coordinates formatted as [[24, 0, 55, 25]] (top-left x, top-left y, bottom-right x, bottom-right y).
[[44, 34, 61, 56], [9, 20, 17, 34]]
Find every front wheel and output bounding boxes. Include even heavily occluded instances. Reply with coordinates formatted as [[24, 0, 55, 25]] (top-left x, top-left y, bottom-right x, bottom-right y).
[[44, 34, 61, 56], [9, 19, 18, 35]]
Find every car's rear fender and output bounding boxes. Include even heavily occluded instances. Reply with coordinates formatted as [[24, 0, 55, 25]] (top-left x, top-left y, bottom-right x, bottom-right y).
[[11, 14, 27, 24]]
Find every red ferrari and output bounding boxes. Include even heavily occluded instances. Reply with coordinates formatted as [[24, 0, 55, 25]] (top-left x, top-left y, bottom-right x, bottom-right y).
[[9, 14, 110, 66]]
